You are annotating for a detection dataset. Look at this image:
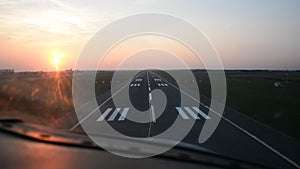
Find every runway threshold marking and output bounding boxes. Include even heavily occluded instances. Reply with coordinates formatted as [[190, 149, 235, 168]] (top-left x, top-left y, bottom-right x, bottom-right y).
[[96, 108, 113, 121], [70, 78, 132, 130], [184, 107, 200, 119], [192, 107, 211, 119], [97, 108, 131, 122], [97, 107, 209, 122], [107, 108, 121, 121], [175, 107, 189, 119], [175, 107, 211, 120], [118, 108, 130, 121]]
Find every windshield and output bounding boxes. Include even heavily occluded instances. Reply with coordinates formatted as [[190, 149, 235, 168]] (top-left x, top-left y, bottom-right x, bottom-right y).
[[0, 1, 299, 169]]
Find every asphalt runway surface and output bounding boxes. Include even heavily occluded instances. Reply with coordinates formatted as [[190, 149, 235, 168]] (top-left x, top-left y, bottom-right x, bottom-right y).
[[58, 70, 299, 169]]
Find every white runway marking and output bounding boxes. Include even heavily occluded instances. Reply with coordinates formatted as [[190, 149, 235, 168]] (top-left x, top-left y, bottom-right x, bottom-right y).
[[118, 108, 130, 121], [157, 83, 168, 87], [151, 105, 156, 123], [184, 107, 200, 119], [96, 108, 112, 121], [149, 93, 152, 100], [175, 107, 189, 119], [192, 107, 211, 119], [70, 79, 132, 130], [108, 108, 121, 121], [130, 83, 141, 87], [175, 107, 210, 120]]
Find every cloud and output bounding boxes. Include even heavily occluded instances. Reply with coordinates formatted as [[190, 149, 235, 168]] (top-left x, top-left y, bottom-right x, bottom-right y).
[[0, 0, 117, 46]]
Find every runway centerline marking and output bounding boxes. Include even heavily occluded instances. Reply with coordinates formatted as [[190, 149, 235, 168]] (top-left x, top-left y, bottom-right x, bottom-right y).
[[151, 105, 156, 123]]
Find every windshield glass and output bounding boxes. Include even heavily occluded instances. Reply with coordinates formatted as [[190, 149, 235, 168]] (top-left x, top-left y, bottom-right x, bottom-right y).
[[0, 1, 299, 169]]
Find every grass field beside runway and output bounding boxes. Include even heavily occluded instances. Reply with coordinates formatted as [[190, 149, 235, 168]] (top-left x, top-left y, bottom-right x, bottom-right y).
[[193, 70, 300, 139], [0, 72, 73, 121]]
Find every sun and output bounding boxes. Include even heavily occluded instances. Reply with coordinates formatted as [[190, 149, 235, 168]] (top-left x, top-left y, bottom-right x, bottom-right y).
[[53, 55, 59, 65], [52, 50, 61, 71]]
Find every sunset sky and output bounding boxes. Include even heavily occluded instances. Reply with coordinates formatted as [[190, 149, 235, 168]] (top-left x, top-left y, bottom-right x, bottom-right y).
[[0, 0, 299, 71]]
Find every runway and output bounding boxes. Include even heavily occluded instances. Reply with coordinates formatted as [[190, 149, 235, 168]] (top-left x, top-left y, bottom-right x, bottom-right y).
[[69, 70, 299, 169]]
